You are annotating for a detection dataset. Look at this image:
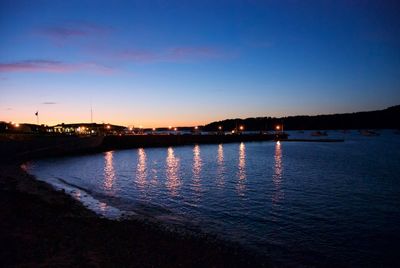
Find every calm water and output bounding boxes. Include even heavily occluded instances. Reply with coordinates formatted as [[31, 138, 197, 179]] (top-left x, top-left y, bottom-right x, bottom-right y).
[[27, 130, 400, 267]]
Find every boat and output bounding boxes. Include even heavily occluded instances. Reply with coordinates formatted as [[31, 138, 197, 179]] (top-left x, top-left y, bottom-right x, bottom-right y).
[[360, 130, 380, 136], [311, 131, 328, 137]]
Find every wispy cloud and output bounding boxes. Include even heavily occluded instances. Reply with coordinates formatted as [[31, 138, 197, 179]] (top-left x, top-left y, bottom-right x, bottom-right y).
[[89, 45, 230, 63], [0, 60, 114, 74], [35, 21, 112, 43], [42, 102, 57, 105]]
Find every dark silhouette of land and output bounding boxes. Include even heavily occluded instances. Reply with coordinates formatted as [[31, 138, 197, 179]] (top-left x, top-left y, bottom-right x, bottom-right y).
[[204, 105, 400, 131]]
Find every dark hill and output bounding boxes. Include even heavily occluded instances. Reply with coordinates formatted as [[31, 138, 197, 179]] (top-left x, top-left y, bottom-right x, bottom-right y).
[[203, 105, 400, 131]]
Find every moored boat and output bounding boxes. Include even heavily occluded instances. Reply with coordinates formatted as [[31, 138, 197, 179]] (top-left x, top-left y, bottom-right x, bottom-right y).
[[360, 130, 380, 136], [311, 131, 328, 137]]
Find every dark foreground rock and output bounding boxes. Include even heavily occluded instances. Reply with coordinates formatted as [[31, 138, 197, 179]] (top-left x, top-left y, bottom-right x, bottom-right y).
[[0, 164, 270, 268]]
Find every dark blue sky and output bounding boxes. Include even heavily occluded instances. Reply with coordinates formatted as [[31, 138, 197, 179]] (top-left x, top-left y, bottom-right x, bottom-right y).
[[1, 0, 399, 126]]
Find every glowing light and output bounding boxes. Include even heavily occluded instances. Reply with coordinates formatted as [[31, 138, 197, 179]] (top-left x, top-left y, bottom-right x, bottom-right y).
[[139, 125, 143, 129], [218, 126, 222, 130], [174, 127, 177, 131], [239, 125, 244, 131], [276, 125, 280, 130], [107, 125, 111, 129], [232, 130, 235, 133], [15, 123, 19, 127], [277, 141, 280, 145], [152, 127, 156, 131], [168, 126, 172, 130], [195, 126, 198, 130]]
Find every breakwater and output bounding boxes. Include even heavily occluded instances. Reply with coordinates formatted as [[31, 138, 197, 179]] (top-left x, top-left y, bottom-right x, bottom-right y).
[[1, 133, 290, 161], [0, 134, 103, 161]]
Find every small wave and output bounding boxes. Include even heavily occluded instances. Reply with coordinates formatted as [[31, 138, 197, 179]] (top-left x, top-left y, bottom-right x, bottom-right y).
[[55, 177, 92, 194]]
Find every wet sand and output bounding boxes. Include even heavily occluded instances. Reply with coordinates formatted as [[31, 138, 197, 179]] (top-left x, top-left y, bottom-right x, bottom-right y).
[[0, 161, 270, 267]]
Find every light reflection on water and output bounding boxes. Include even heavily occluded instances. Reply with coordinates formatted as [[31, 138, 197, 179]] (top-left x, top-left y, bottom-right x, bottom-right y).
[[103, 151, 115, 193], [28, 132, 400, 267], [192, 144, 202, 199], [135, 148, 147, 190], [165, 147, 180, 196], [216, 144, 225, 187], [236, 142, 246, 196], [272, 141, 283, 205]]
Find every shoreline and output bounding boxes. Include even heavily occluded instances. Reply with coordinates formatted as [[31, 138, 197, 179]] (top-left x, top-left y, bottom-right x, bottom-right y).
[[0, 134, 346, 267], [0, 159, 271, 267]]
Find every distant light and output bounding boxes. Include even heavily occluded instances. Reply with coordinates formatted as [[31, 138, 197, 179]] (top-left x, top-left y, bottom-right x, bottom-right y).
[[277, 141, 280, 145], [218, 126, 222, 130], [139, 125, 143, 129], [152, 127, 156, 131], [174, 127, 177, 131], [168, 126, 172, 130], [107, 125, 111, 129], [15, 123, 20, 127], [232, 130, 235, 133], [129, 127, 133, 131], [276, 125, 280, 130], [195, 126, 198, 130], [239, 125, 244, 131]]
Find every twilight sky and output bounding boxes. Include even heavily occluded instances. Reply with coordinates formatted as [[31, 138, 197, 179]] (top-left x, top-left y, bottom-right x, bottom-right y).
[[1, 0, 400, 127]]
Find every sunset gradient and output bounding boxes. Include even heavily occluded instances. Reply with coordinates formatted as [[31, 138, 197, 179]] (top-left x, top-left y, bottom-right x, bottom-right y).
[[1, 0, 399, 127]]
